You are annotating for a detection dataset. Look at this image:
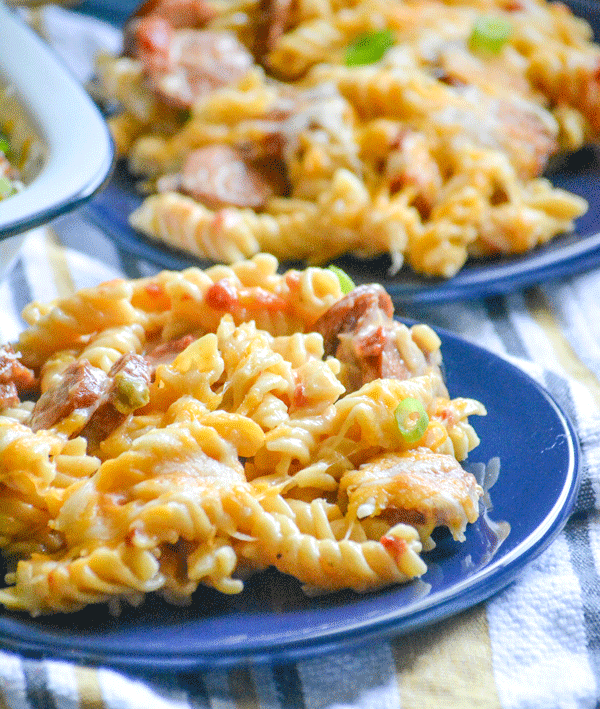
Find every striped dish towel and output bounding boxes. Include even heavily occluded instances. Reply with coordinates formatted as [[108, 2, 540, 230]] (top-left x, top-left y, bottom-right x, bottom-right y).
[[3, 6, 600, 705], [1, 219, 600, 708]]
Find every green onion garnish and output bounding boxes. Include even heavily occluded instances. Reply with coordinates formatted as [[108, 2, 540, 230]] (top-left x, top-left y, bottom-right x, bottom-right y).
[[345, 29, 395, 67], [0, 176, 15, 199], [328, 265, 356, 294], [469, 15, 512, 54], [394, 398, 429, 443], [0, 136, 10, 155]]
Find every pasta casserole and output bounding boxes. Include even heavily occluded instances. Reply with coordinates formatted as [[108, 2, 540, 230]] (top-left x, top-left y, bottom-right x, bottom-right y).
[[95, 0, 598, 277], [0, 255, 486, 615]]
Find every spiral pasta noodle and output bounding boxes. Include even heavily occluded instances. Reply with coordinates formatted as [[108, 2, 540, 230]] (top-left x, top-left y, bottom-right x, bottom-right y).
[[0, 257, 487, 615], [94, 0, 598, 277]]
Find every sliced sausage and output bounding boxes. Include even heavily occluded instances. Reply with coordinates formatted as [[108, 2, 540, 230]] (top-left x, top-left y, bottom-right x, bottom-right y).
[[0, 344, 37, 409], [123, 0, 216, 57], [145, 334, 197, 371], [133, 19, 254, 108], [29, 361, 108, 432], [313, 284, 394, 357], [170, 144, 278, 209], [313, 284, 411, 390], [80, 353, 152, 449], [128, 0, 216, 28], [0, 383, 20, 410], [496, 98, 559, 178], [253, 0, 293, 58]]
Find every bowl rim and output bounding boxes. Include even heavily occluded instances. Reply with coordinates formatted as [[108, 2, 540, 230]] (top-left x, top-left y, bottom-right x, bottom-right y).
[[0, 2, 115, 238]]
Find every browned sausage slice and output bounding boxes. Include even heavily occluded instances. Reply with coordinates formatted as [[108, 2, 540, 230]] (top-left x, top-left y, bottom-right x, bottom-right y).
[[313, 284, 394, 357], [174, 145, 277, 209], [133, 18, 254, 108], [30, 362, 108, 432], [81, 353, 153, 448], [253, 0, 293, 58], [313, 284, 412, 390], [128, 0, 216, 28], [145, 334, 197, 371], [0, 344, 37, 408], [123, 0, 216, 56]]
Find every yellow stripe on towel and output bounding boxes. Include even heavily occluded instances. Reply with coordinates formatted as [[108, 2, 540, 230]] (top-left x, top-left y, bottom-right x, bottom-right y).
[[392, 605, 502, 709], [44, 227, 76, 298], [524, 286, 600, 408], [74, 665, 105, 709]]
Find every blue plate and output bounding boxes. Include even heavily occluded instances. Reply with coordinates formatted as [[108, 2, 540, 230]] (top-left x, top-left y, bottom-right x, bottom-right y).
[[0, 323, 580, 669], [82, 0, 600, 304], [0, 3, 114, 239]]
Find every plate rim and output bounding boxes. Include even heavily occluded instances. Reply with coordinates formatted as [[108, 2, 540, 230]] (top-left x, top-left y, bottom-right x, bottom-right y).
[[0, 322, 581, 669]]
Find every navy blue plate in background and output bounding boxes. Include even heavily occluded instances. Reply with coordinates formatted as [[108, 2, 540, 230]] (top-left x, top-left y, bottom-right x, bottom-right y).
[[0, 323, 580, 669], [81, 0, 600, 305]]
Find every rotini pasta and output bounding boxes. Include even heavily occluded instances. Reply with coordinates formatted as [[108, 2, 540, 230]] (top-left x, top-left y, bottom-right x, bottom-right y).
[[0, 257, 487, 615], [94, 0, 597, 278]]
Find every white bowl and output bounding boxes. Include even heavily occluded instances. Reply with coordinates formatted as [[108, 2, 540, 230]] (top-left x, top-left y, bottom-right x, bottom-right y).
[[0, 2, 114, 237]]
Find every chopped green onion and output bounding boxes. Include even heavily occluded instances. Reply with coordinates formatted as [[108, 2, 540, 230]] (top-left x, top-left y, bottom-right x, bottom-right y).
[[469, 15, 512, 54], [394, 397, 429, 444], [0, 135, 9, 155], [0, 176, 15, 199], [113, 374, 150, 414], [345, 28, 395, 67], [328, 265, 356, 294]]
